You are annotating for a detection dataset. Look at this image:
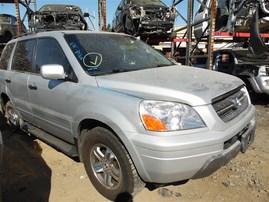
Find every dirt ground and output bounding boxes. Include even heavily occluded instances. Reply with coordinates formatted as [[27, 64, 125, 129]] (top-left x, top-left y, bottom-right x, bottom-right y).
[[1, 95, 269, 202]]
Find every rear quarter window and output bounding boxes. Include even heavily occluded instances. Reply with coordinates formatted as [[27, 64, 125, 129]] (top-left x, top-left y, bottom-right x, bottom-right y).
[[0, 43, 15, 70]]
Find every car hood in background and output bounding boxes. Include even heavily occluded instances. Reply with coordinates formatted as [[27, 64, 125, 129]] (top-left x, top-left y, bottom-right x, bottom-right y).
[[96, 65, 244, 106]]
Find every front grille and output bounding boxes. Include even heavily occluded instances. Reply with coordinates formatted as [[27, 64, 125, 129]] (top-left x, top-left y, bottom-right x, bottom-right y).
[[212, 86, 249, 123]]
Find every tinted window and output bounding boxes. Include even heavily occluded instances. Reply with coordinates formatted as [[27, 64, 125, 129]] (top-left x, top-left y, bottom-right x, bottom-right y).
[[65, 33, 173, 76], [35, 38, 70, 74], [0, 43, 15, 70], [11, 39, 35, 72]]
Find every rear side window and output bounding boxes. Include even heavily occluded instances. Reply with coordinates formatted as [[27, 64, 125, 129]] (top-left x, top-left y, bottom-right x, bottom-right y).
[[35, 38, 70, 74], [11, 39, 35, 72], [0, 43, 15, 70]]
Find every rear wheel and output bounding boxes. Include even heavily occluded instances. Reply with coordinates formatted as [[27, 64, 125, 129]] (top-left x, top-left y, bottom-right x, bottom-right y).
[[5, 101, 20, 132], [81, 127, 145, 200]]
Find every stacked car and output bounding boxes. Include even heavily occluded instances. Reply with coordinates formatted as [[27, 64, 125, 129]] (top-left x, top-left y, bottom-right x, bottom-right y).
[[112, 0, 177, 38], [28, 4, 89, 31], [0, 14, 26, 43]]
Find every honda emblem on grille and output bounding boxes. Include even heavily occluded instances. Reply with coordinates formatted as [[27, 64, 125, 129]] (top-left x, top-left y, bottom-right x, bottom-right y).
[[232, 97, 241, 109]]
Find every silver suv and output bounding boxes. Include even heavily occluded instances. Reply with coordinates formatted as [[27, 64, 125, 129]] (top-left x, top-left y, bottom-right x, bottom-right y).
[[0, 30, 256, 200]]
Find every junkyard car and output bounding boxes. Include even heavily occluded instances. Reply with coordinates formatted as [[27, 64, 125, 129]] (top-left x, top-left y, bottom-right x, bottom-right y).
[[28, 4, 88, 30], [112, 0, 176, 38], [194, 0, 269, 39], [0, 30, 256, 200], [213, 48, 269, 97], [0, 14, 26, 43]]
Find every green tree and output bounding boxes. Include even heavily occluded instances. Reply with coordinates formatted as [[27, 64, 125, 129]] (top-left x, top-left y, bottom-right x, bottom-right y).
[[106, 23, 112, 32]]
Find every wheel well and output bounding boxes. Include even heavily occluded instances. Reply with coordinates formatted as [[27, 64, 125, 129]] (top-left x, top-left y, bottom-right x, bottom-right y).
[[237, 75, 250, 84], [79, 119, 113, 134], [77, 119, 122, 160], [0, 93, 10, 112], [3, 31, 13, 43]]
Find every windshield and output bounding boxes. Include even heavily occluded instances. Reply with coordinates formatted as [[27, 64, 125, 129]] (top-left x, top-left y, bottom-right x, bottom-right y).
[[65, 33, 173, 76], [131, 0, 166, 6]]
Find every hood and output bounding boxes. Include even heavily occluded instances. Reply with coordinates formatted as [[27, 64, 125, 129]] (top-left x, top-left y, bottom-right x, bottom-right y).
[[96, 65, 244, 106]]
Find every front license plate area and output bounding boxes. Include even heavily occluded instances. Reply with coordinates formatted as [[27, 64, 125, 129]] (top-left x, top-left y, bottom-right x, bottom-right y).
[[241, 132, 255, 153]]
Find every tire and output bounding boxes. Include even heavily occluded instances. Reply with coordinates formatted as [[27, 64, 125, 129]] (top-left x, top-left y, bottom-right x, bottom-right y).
[[81, 127, 145, 200], [5, 101, 20, 132]]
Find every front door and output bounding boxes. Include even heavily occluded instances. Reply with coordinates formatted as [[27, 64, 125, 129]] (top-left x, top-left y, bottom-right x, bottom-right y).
[[29, 37, 74, 143]]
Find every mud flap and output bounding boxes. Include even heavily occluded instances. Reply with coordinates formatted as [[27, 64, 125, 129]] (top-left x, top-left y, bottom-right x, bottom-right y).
[[249, 5, 268, 57]]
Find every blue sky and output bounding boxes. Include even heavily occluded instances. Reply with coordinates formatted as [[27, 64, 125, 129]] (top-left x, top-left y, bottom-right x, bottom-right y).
[[0, 0, 198, 30]]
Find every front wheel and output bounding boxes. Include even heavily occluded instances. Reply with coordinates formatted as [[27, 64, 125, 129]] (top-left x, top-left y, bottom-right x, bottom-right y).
[[81, 127, 145, 200]]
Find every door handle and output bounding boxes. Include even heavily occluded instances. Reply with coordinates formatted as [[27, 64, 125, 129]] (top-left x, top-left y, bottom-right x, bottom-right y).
[[5, 78, 11, 83], [28, 84, 37, 90]]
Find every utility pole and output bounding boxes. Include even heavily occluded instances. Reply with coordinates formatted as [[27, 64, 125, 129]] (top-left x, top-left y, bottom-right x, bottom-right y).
[[14, 0, 22, 35], [208, 0, 217, 70], [98, 0, 106, 31], [185, 0, 194, 66]]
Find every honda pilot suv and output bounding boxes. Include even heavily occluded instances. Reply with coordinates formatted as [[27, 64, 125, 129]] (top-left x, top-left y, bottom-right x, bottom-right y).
[[0, 30, 256, 200]]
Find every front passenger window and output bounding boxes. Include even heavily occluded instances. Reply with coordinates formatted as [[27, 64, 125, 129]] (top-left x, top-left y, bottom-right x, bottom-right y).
[[35, 38, 71, 74]]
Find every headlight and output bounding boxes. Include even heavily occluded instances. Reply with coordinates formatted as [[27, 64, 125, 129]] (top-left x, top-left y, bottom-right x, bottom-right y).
[[139, 100, 206, 132]]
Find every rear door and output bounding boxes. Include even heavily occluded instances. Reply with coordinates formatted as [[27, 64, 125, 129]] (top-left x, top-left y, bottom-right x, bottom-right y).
[[5, 39, 36, 122], [28, 37, 74, 143]]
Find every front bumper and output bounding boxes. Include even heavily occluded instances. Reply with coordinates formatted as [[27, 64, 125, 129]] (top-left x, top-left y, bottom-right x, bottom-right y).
[[192, 121, 255, 179], [139, 20, 173, 31], [129, 105, 256, 184]]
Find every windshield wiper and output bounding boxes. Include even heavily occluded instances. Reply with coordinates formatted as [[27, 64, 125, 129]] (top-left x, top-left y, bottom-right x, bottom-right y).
[[156, 63, 173, 67], [91, 69, 131, 76], [112, 69, 131, 73]]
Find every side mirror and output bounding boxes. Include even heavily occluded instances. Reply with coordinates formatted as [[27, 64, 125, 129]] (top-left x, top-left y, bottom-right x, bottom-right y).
[[41, 64, 66, 80]]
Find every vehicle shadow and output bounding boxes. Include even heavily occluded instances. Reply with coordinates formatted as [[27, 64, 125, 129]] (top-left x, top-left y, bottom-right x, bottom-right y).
[[0, 114, 51, 202]]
